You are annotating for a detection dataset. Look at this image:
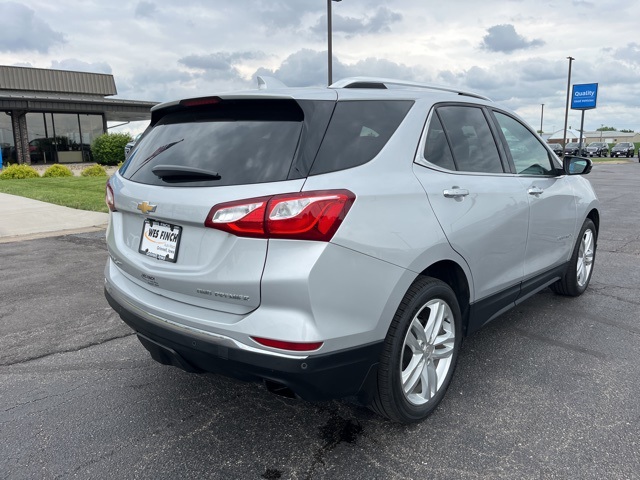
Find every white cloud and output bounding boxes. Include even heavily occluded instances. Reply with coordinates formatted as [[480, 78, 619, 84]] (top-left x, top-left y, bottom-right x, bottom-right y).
[[0, 0, 638, 132], [50, 59, 112, 75], [481, 24, 544, 54], [0, 2, 64, 53]]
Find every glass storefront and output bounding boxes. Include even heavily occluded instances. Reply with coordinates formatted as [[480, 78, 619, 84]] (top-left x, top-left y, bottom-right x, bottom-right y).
[[79, 114, 104, 162], [26, 112, 51, 163], [25, 112, 104, 164], [0, 112, 14, 165]]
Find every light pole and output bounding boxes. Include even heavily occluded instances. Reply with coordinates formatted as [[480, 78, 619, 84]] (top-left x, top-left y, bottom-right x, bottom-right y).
[[327, 0, 342, 86], [540, 104, 544, 135], [562, 56, 574, 151]]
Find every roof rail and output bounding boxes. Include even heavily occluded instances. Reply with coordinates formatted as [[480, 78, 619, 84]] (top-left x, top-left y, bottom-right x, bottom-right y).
[[330, 76, 491, 101]]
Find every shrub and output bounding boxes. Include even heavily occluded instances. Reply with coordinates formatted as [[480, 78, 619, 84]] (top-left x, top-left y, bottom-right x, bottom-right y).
[[0, 164, 40, 179], [42, 164, 73, 178], [81, 164, 107, 177], [91, 132, 132, 166]]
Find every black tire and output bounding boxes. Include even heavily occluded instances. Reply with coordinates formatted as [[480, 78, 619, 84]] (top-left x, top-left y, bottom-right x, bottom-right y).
[[370, 276, 462, 423], [550, 219, 597, 296]]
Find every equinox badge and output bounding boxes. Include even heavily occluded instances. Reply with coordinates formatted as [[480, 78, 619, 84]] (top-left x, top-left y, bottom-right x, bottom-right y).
[[137, 201, 157, 215]]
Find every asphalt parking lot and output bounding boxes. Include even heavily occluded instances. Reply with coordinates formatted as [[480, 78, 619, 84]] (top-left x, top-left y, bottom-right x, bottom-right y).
[[1, 162, 639, 479]]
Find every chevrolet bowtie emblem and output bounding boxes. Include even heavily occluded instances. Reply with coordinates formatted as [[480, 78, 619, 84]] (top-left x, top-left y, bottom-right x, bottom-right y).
[[137, 201, 157, 215]]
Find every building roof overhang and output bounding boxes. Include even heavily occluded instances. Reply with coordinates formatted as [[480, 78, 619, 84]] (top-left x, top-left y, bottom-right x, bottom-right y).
[[0, 90, 158, 122]]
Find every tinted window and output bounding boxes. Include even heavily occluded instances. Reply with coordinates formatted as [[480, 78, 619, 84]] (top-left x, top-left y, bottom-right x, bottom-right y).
[[310, 100, 413, 175], [494, 112, 555, 175], [121, 100, 304, 187], [423, 113, 455, 170], [437, 106, 504, 173]]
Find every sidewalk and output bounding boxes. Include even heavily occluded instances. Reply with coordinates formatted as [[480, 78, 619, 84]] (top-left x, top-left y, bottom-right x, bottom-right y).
[[0, 192, 109, 243]]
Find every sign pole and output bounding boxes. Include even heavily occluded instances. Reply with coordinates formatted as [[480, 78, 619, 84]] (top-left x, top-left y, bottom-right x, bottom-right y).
[[578, 110, 586, 155]]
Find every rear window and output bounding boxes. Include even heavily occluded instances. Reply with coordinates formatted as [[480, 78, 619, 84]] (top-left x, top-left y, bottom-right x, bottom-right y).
[[120, 100, 305, 187], [310, 100, 413, 175]]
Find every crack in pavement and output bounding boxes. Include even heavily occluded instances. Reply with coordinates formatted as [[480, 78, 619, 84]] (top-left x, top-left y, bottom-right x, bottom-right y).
[[512, 328, 607, 360], [0, 332, 137, 367]]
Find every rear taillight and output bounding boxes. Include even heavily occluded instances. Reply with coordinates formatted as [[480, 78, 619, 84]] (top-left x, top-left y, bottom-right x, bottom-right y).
[[105, 183, 116, 212], [205, 190, 355, 241], [251, 337, 323, 352]]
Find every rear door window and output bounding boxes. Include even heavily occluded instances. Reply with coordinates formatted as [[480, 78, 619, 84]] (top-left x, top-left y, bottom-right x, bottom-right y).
[[423, 113, 456, 170], [435, 106, 505, 173]]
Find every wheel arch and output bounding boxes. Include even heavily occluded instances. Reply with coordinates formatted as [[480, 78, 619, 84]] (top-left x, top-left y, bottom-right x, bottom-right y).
[[420, 260, 471, 335], [587, 208, 600, 237]]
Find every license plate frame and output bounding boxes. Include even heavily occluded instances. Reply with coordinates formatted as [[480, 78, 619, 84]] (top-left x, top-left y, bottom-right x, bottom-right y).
[[138, 219, 182, 263]]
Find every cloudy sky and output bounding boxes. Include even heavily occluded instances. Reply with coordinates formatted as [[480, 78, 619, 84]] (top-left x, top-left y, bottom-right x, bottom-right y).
[[1, 0, 639, 135]]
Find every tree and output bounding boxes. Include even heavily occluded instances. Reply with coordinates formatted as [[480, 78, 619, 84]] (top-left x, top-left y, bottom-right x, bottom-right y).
[[596, 126, 617, 131], [620, 129, 634, 133], [91, 133, 132, 166]]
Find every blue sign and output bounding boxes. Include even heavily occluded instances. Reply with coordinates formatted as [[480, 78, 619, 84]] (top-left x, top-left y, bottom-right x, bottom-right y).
[[571, 83, 598, 110]]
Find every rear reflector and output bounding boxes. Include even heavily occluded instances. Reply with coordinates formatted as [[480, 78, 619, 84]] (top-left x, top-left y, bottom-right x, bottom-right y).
[[251, 337, 323, 352], [105, 183, 116, 212], [205, 190, 355, 241]]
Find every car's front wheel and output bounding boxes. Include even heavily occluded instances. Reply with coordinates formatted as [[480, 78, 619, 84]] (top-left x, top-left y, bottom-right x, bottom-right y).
[[551, 219, 597, 296], [371, 277, 461, 423]]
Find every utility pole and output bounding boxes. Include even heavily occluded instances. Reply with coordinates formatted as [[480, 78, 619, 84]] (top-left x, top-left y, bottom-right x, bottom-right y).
[[327, 0, 342, 85], [562, 56, 575, 151]]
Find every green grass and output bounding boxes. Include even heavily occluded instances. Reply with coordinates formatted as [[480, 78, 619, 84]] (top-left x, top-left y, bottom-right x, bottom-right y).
[[0, 176, 109, 213]]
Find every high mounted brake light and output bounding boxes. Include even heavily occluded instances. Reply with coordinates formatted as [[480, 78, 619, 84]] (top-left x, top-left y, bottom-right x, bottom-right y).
[[179, 96, 222, 107], [204, 190, 355, 241]]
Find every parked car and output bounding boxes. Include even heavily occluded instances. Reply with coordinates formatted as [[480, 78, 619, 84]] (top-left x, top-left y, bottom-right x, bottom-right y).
[[548, 143, 563, 156], [104, 77, 600, 423], [124, 133, 143, 158], [610, 142, 635, 157], [564, 142, 586, 156], [585, 142, 609, 157]]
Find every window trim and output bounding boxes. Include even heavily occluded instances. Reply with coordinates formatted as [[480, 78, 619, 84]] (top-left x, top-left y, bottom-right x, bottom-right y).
[[414, 102, 512, 176]]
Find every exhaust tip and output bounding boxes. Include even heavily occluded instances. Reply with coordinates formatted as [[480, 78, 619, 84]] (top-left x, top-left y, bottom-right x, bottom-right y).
[[264, 379, 297, 399]]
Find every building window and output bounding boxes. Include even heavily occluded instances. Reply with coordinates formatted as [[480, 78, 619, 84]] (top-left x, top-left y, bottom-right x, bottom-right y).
[[24, 112, 104, 164], [1, 112, 14, 164], [26, 113, 51, 164], [79, 114, 104, 162]]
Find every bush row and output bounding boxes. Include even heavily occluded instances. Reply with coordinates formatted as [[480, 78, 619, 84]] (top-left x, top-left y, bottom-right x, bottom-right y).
[[0, 164, 108, 180]]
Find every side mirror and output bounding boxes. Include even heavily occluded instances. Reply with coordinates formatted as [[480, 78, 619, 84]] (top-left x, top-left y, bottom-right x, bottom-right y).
[[563, 155, 592, 175]]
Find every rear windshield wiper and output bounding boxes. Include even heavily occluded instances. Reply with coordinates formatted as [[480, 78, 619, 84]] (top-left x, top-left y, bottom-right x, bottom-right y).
[[139, 139, 184, 167], [151, 165, 222, 181]]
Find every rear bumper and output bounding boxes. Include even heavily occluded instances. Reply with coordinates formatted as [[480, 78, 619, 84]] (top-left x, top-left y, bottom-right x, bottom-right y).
[[105, 288, 382, 402]]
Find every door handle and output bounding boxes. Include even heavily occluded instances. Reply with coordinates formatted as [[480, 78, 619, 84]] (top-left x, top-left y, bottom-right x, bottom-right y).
[[527, 187, 544, 196], [443, 187, 469, 198]]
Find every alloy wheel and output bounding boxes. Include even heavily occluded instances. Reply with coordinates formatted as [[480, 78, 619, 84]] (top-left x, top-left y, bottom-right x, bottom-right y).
[[577, 228, 595, 287], [400, 299, 455, 406]]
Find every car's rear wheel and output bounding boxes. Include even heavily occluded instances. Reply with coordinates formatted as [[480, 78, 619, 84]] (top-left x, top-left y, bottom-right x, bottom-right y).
[[370, 277, 461, 423], [551, 219, 596, 296]]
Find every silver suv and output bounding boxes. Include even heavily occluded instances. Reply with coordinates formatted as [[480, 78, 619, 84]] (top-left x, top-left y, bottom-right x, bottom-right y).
[[104, 77, 600, 423]]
